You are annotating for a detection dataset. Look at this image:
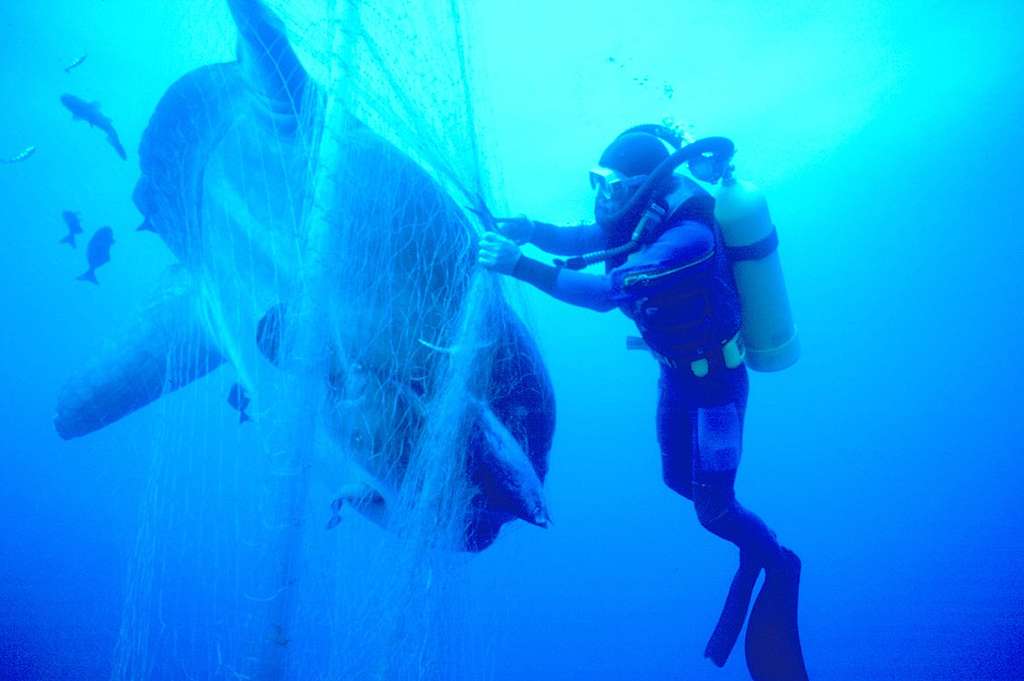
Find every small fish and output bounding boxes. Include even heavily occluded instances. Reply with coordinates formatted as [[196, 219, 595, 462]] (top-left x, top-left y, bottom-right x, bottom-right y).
[[60, 94, 127, 160], [227, 383, 252, 424], [59, 210, 84, 247], [0, 146, 36, 165], [76, 227, 114, 284], [64, 54, 87, 74]]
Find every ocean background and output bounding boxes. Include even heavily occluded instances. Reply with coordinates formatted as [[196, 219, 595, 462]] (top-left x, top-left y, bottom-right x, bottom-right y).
[[1, 1, 1022, 679]]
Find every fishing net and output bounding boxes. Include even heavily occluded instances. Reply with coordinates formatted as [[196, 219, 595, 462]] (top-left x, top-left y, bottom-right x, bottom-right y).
[[54, 1, 554, 679]]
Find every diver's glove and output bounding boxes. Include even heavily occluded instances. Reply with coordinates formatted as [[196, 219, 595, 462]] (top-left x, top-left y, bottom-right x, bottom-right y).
[[493, 216, 536, 245], [478, 232, 523, 274]]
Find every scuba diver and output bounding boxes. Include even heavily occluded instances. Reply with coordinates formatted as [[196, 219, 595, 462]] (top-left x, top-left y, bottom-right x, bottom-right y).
[[477, 125, 808, 681]]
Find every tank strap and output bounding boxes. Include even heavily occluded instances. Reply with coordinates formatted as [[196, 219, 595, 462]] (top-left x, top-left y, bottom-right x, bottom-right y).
[[724, 227, 778, 262]]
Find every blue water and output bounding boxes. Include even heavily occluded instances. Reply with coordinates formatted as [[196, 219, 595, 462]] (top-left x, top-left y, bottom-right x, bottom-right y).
[[2, 1, 1022, 679]]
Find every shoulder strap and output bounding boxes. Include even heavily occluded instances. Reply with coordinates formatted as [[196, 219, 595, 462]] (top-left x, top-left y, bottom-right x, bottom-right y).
[[664, 175, 716, 228]]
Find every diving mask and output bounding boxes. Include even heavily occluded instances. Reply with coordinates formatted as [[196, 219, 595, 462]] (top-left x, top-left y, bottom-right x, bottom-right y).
[[589, 167, 647, 203]]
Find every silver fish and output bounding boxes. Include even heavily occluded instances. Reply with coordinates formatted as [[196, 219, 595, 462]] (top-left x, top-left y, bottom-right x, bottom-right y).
[[64, 54, 87, 74], [1, 146, 36, 164]]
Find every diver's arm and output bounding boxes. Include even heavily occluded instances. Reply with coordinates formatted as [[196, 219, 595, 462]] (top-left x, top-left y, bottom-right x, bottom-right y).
[[493, 215, 605, 255], [511, 257, 618, 312], [528, 221, 607, 256], [510, 221, 716, 312], [639, 222, 716, 266]]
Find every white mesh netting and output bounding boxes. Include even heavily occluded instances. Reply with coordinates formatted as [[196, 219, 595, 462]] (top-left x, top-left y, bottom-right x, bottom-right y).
[[55, 2, 555, 679]]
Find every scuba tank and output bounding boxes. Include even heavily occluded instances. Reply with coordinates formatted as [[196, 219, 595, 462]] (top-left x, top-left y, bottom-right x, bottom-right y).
[[715, 170, 800, 372], [568, 124, 799, 372]]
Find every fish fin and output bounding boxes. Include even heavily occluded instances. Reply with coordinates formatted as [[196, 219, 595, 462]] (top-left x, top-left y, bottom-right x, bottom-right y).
[[472, 400, 550, 527], [136, 219, 156, 233], [58, 234, 76, 247], [239, 411, 252, 424], [76, 269, 98, 284], [228, 0, 309, 119], [55, 266, 227, 439]]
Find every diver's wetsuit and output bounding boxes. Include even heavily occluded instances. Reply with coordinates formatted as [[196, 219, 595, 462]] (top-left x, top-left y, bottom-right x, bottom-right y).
[[511, 216, 784, 570]]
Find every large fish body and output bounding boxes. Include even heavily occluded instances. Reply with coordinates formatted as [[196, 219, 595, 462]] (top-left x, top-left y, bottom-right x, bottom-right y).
[[55, 0, 555, 551]]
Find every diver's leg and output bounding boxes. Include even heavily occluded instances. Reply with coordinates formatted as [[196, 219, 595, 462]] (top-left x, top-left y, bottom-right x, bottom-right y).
[[688, 373, 808, 680], [657, 366, 750, 656], [658, 367, 804, 675], [692, 468, 782, 565], [690, 402, 782, 669], [690, 366, 782, 565], [657, 365, 781, 561], [655, 368, 696, 501], [658, 368, 761, 666]]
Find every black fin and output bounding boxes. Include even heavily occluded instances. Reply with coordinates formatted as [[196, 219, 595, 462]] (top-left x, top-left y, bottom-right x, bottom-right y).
[[706, 554, 762, 667], [744, 548, 809, 681]]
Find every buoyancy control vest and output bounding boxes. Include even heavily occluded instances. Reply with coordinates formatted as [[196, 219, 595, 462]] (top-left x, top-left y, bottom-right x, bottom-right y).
[[612, 178, 743, 367]]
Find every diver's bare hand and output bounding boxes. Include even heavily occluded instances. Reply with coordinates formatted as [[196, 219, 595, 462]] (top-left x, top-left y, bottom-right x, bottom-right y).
[[492, 216, 535, 245], [478, 232, 522, 274]]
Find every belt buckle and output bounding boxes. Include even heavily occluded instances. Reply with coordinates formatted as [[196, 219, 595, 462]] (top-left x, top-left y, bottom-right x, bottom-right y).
[[722, 333, 746, 369], [690, 357, 710, 378]]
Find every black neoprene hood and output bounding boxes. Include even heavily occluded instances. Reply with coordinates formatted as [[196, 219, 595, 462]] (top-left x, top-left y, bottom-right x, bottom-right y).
[[598, 131, 671, 177]]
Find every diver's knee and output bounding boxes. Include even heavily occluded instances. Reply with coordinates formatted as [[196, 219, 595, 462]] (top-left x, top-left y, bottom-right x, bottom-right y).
[[662, 471, 693, 500], [696, 503, 734, 533], [693, 483, 736, 531]]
